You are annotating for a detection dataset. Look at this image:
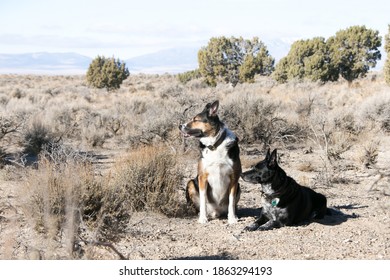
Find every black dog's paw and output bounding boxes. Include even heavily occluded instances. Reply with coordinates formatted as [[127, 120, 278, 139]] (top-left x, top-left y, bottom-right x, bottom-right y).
[[257, 220, 280, 231], [257, 225, 273, 231], [244, 223, 259, 231]]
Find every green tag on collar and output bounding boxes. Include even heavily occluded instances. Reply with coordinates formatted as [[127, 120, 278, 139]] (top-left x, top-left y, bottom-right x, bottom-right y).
[[271, 198, 279, 207]]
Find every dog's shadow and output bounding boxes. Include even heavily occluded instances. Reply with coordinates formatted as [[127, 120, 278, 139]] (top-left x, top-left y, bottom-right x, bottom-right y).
[[237, 207, 261, 218], [238, 204, 361, 227], [315, 204, 362, 226]]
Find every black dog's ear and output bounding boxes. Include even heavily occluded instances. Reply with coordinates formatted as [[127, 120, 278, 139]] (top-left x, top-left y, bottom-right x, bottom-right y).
[[265, 148, 271, 161], [268, 149, 278, 168], [208, 100, 219, 116]]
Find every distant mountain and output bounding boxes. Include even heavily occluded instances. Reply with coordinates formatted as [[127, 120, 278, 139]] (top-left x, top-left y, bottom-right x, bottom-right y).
[[126, 47, 199, 74], [0, 52, 91, 74], [125, 40, 292, 74], [263, 38, 293, 61], [0, 39, 384, 75], [0, 40, 297, 75]]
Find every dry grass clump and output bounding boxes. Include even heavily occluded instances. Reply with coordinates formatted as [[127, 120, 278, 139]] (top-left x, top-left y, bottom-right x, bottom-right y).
[[21, 144, 131, 258], [20, 143, 186, 258], [110, 145, 185, 217]]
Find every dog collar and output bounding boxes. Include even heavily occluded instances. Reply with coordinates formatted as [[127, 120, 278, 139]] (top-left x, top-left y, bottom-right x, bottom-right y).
[[206, 129, 227, 151], [271, 198, 280, 207]]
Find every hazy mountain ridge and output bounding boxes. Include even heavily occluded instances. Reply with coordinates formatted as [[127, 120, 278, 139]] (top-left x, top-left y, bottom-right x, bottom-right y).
[[0, 52, 92, 74], [0, 39, 329, 74]]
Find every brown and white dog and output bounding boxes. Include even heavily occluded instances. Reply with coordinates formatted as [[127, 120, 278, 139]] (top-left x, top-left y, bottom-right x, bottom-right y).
[[179, 101, 241, 224]]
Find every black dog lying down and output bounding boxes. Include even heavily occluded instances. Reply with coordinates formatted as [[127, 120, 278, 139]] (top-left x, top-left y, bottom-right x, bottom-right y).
[[241, 148, 329, 231]]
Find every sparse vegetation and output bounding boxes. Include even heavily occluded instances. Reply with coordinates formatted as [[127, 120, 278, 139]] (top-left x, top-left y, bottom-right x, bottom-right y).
[[0, 72, 389, 259], [177, 69, 201, 84]]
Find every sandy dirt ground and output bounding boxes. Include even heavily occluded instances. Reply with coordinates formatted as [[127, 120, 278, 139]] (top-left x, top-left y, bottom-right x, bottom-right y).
[[2, 140, 389, 261], [112, 146, 389, 260]]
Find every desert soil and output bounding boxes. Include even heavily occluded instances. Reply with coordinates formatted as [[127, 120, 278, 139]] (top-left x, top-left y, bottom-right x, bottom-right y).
[[115, 144, 389, 260], [1, 138, 389, 260]]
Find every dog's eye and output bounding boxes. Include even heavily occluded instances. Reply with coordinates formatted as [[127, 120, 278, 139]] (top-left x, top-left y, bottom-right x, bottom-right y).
[[253, 165, 262, 171], [193, 118, 205, 123]]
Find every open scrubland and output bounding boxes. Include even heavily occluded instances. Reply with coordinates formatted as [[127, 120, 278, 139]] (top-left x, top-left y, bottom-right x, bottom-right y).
[[0, 73, 389, 259]]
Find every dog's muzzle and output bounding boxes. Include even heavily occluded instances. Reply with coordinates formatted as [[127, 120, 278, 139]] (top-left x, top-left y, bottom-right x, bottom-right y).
[[241, 171, 258, 183], [241, 169, 267, 184], [179, 124, 204, 138]]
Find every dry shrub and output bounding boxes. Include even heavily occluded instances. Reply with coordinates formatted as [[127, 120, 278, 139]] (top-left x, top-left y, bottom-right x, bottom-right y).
[[22, 119, 56, 156], [333, 110, 362, 135], [308, 103, 357, 160], [220, 93, 306, 148], [358, 92, 390, 132], [0, 114, 24, 140], [48, 106, 80, 140], [21, 145, 132, 257], [327, 131, 354, 160], [23, 157, 85, 234], [83, 127, 107, 148], [110, 145, 185, 217], [356, 140, 380, 168], [0, 147, 6, 167], [124, 99, 184, 146], [297, 162, 315, 172]]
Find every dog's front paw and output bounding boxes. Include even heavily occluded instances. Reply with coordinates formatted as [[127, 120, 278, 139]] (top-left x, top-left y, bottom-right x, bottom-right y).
[[257, 220, 280, 231], [198, 215, 209, 224], [244, 223, 259, 231], [228, 215, 238, 224]]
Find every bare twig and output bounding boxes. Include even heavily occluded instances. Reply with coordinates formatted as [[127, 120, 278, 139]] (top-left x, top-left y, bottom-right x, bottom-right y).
[[79, 237, 127, 260]]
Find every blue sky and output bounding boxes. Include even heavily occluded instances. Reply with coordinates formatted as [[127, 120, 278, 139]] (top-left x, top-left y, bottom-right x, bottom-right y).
[[0, 0, 389, 59]]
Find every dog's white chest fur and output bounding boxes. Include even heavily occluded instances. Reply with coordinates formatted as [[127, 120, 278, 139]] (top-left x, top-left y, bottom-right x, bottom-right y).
[[261, 196, 288, 222], [200, 130, 235, 199], [261, 183, 274, 196]]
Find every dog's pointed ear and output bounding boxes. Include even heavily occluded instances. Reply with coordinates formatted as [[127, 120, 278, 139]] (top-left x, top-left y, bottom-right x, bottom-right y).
[[265, 148, 271, 161], [209, 100, 219, 116], [269, 149, 278, 168]]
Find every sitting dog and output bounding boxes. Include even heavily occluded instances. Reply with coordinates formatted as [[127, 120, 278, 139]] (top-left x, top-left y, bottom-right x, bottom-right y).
[[241, 148, 328, 231], [179, 100, 241, 224]]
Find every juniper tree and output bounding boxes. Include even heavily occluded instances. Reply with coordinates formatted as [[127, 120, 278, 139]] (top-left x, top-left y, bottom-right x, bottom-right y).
[[86, 56, 130, 91], [384, 25, 390, 85], [273, 37, 337, 83], [327, 25, 381, 83], [198, 36, 274, 87]]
